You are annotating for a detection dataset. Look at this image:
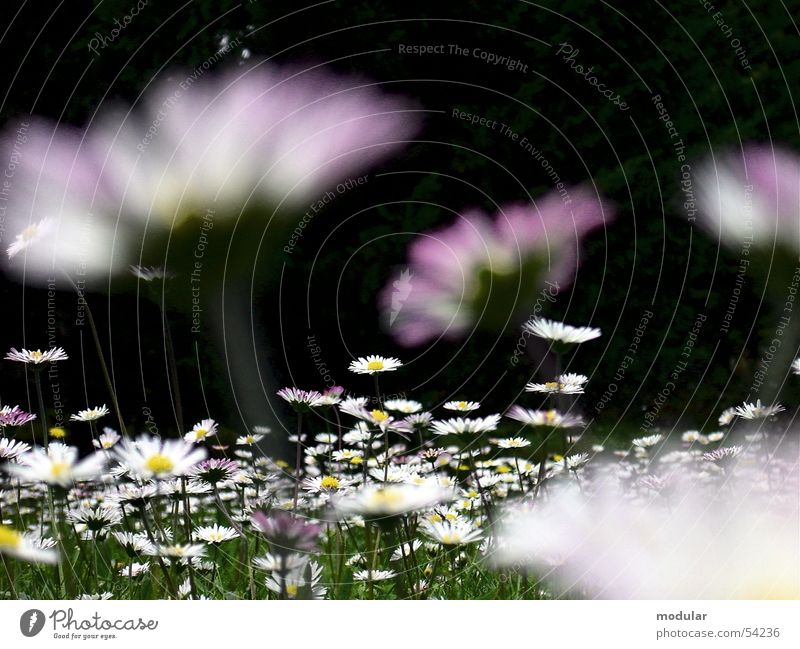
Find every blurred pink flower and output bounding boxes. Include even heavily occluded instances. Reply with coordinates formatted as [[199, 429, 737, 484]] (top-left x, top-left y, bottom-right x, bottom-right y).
[[490, 482, 800, 599], [380, 187, 614, 346], [1, 63, 419, 286], [696, 144, 800, 251]]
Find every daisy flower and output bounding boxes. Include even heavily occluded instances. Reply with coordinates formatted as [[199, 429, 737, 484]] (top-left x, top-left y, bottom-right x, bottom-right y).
[[6, 443, 106, 487], [0, 438, 31, 461], [1, 65, 419, 286], [93, 428, 121, 450], [188, 458, 240, 485], [184, 418, 219, 443], [276, 387, 325, 412], [70, 404, 110, 422], [632, 434, 663, 449], [252, 512, 321, 553], [0, 525, 59, 564], [112, 532, 155, 557], [443, 400, 481, 412], [695, 145, 800, 252], [718, 407, 737, 426], [316, 387, 345, 406], [422, 519, 482, 545], [733, 399, 785, 420], [193, 524, 240, 544], [496, 437, 531, 449], [526, 381, 582, 395], [348, 355, 403, 374], [0, 405, 37, 428], [793, 358, 800, 375], [353, 569, 396, 582], [67, 505, 122, 531], [114, 435, 206, 480], [5, 347, 68, 364], [147, 544, 207, 559], [333, 484, 452, 518], [303, 475, 349, 494], [384, 398, 423, 413], [49, 426, 67, 439], [381, 190, 614, 346], [522, 318, 601, 346], [430, 414, 501, 436], [506, 406, 584, 429], [236, 433, 266, 445]]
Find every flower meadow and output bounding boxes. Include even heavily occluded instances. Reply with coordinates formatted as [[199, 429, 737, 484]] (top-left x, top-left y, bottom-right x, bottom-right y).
[[1, 39, 799, 604], [0, 331, 797, 600]]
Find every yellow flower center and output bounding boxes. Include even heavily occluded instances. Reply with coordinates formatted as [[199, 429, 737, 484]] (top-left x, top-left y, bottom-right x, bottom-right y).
[[440, 532, 460, 544], [49, 427, 67, 439], [370, 410, 389, 422], [276, 460, 289, 469], [445, 512, 457, 521], [21, 224, 40, 241], [144, 454, 175, 474], [0, 525, 22, 549], [429, 514, 443, 523], [545, 410, 558, 423], [50, 462, 70, 479], [496, 465, 512, 474], [286, 584, 299, 597], [194, 428, 207, 439], [367, 360, 384, 371], [458, 401, 468, 409], [30, 350, 43, 361], [320, 476, 341, 489], [349, 456, 363, 465], [544, 381, 559, 389], [369, 488, 404, 507], [245, 435, 255, 443], [467, 490, 478, 498], [552, 454, 564, 462]]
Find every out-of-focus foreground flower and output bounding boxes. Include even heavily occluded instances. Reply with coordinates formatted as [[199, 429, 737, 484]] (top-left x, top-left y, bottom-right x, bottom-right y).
[[489, 475, 800, 599], [695, 144, 800, 251], [1, 63, 419, 286], [380, 188, 614, 346]]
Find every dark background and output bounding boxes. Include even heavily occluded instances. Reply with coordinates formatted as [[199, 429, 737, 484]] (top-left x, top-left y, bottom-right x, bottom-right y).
[[1, 0, 798, 450]]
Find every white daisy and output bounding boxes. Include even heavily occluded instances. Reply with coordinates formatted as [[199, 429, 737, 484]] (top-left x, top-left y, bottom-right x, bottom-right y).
[[443, 400, 481, 412], [353, 569, 396, 582], [193, 524, 240, 544], [496, 437, 531, 449], [6, 218, 54, 259], [0, 524, 59, 563], [6, 443, 105, 487], [93, 428, 121, 450], [505, 406, 584, 429], [422, 519, 482, 545], [276, 387, 325, 411], [184, 418, 219, 443], [333, 484, 452, 518], [733, 399, 785, 420], [0, 438, 31, 461], [348, 355, 403, 375], [525, 380, 585, 395], [632, 434, 663, 449], [718, 407, 737, 426], [236, 433, 266, 445], [70, 405, 110, 422], [793, 358, 800, 375], [430, 415, 501, 436], [113, 435, 207, 480], [522, 318, 601, 345], [5, 346, 68, 364], [383, 399, 423, 413]]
